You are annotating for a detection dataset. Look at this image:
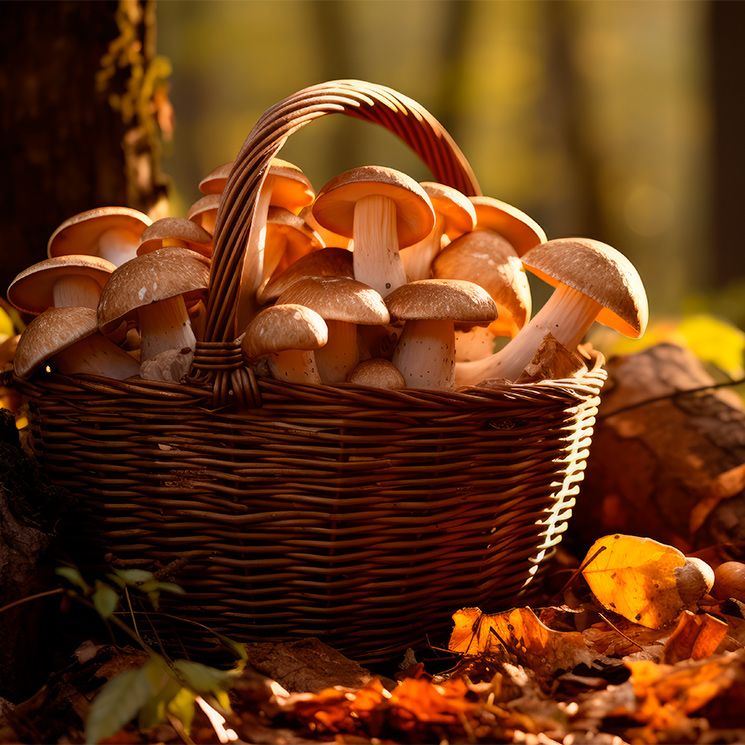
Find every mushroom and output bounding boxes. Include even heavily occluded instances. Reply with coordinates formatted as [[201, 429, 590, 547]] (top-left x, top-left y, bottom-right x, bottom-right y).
[[455, 237, 648, 386], [14, 306, 139, 380], [187, 193, 221, 235], [432, 229, 532, 360], [137, 217, 213, 259], [386, 279, 497, 390], [97, 247, 210, 382], [399, 182, 476, 281], [276, 276, 390, 384], [236, 159, 315, 332], [258, 247, 353, 305], [241, 304, 327, 385], [300, 204, 351, 249], [470, 196, 546, 256], [8, 255, 116, 313], [259, 207, 324, 296], [198, 161, 233, 195], [48, 207, 152, 267], [312, 165, 435, 297], [348, 358, 405, 390]]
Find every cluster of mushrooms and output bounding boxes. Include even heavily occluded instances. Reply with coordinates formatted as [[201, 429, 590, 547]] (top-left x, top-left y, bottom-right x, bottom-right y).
[[9, 159, 649, 392]]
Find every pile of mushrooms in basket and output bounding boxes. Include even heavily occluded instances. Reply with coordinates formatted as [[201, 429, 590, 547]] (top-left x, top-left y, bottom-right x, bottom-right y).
[[9, 159, 648, 390]]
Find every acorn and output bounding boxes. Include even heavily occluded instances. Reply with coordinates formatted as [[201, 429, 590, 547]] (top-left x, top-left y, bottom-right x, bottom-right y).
[[713, 561, 745, 602]]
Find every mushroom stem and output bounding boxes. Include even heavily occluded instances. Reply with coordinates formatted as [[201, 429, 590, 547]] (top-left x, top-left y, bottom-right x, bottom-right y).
[[455, 284, 601, 386], [392, 319, 455, 390], [315, 320, 359, 383], [400, 214, 445, 281], [268, 349, 321, 384], [52, 275, 102, 309], [137, 295, 196, 361], [98, 227, 141, 266], [236, 186, 273, 331], [55, 334, 139, 379], [353, 195, 407, 297]]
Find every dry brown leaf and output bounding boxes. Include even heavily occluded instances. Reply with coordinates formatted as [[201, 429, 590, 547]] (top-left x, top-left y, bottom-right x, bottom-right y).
[[581, 534, 709, 628], [662, 611, 729, 664], [448, 607, 593, 674], [690, 463, 745, 536]]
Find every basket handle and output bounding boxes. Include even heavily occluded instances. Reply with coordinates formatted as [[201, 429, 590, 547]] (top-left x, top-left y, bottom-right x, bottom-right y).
[[203, 80, 482, 344]]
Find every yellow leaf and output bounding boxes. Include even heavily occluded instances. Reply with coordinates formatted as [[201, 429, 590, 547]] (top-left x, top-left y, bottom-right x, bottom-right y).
[[448, 607, 592, 673], [581, 534, 710, 629]]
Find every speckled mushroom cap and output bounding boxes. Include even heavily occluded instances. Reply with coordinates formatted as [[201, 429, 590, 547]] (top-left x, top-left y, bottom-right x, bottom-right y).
[[97, 247, 210, 333], [187, 194, 220, 230], [137, 217, 213, 258], [199, 161, 233, 194], [15, 306, 98, 378], [522, 237, 648, 338], [259, 247, 354, 304], [348, 358, 405, 390], [242, 304, 328, 360], [48, 207, 152, 258], [385, 279, 497, 324], [276, 276, 390, 325], [432, 230, 531, 331], [420, 182, 476, 239], [470, 196, 546, 257], [312, 165, 435, 248], [262, 159, 315, 212], [8, 255, 116, 314]]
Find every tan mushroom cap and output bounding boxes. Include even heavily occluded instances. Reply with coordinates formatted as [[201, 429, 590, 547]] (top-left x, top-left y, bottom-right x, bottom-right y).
[[420, 182, 476, 239], [348, 358, 405, 390], [263, 158, 315, 212], [470, 196, 546, 257], [97, 247, 210, 333], [276, 276, 390, 325], [48, 207, 152, 258], [432, 230, 531, 332], [300, 204, 350, 249], [8, 255, 115, 315], [199, 161, 233, 194], [259, 247, 353, 304], [385, 279, 497, 324], [267, 206, 324, 257], [137, 217, 213, 258], [242, 304, 328, 360], [15, 306, 98, 378], [187, 193, 220, 228], [522, 237, 648, 338], [312, 165, 435, 247]]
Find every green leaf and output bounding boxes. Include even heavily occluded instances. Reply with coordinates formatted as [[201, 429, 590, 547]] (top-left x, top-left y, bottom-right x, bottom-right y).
[[92, 582, 119, 619], [55, 566, 89, 593], [173, 659, 233, 696], [85, 665, 153, 744], [137, 675, 181, 730], [112, 568, 155, 586], [167, 687, 197, 733]]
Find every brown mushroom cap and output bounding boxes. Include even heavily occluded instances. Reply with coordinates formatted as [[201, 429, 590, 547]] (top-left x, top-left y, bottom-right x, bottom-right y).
[[48, 207, 152, 258], [522, 237, 648, 338], [242, 304, 328, 360], [470, 196, 546, 256], [137, 217, 213, 258], [312, 165, 435, 247], [420, 182, 476, 239], [385, 279, 497, 324], [348, 358, 405, 389], [199, 161, 233, 194], [97, 247, 210, 333], [276, 276, 390, 325], [8, 255, 115, 314], [263, 158, 315, 212], [259, 246, 352, 305], [15, 306, 98, 378], [187, 193, 221, 228], [266, 207, 324, 260]]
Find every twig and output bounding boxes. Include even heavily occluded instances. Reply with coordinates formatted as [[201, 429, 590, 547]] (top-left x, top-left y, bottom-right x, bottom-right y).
[[0, 587, 63, 614], [597, 612, 644, 650], [600, 376, 745, 420], [553, 544, 607, 602], [167, 713, 197, 745]]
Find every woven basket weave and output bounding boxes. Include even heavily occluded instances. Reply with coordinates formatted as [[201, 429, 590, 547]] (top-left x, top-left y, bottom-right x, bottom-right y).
[[18, 80, 606, 662]]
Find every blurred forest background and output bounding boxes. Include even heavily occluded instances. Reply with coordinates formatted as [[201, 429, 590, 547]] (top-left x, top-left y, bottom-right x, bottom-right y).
[[3, 0, 745, 351]]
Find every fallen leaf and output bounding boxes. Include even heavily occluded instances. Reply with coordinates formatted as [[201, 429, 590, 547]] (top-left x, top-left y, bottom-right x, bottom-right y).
[[662, 611, 729, 664], [448, 607, 593, 675], [581, 534, 709, 628]]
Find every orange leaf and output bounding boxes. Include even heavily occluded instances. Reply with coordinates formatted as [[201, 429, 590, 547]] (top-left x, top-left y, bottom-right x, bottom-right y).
[[662, 611, 729, 664]]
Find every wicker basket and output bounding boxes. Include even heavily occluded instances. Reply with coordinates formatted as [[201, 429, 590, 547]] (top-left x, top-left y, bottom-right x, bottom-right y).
[[18, 80, 606, 662]]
